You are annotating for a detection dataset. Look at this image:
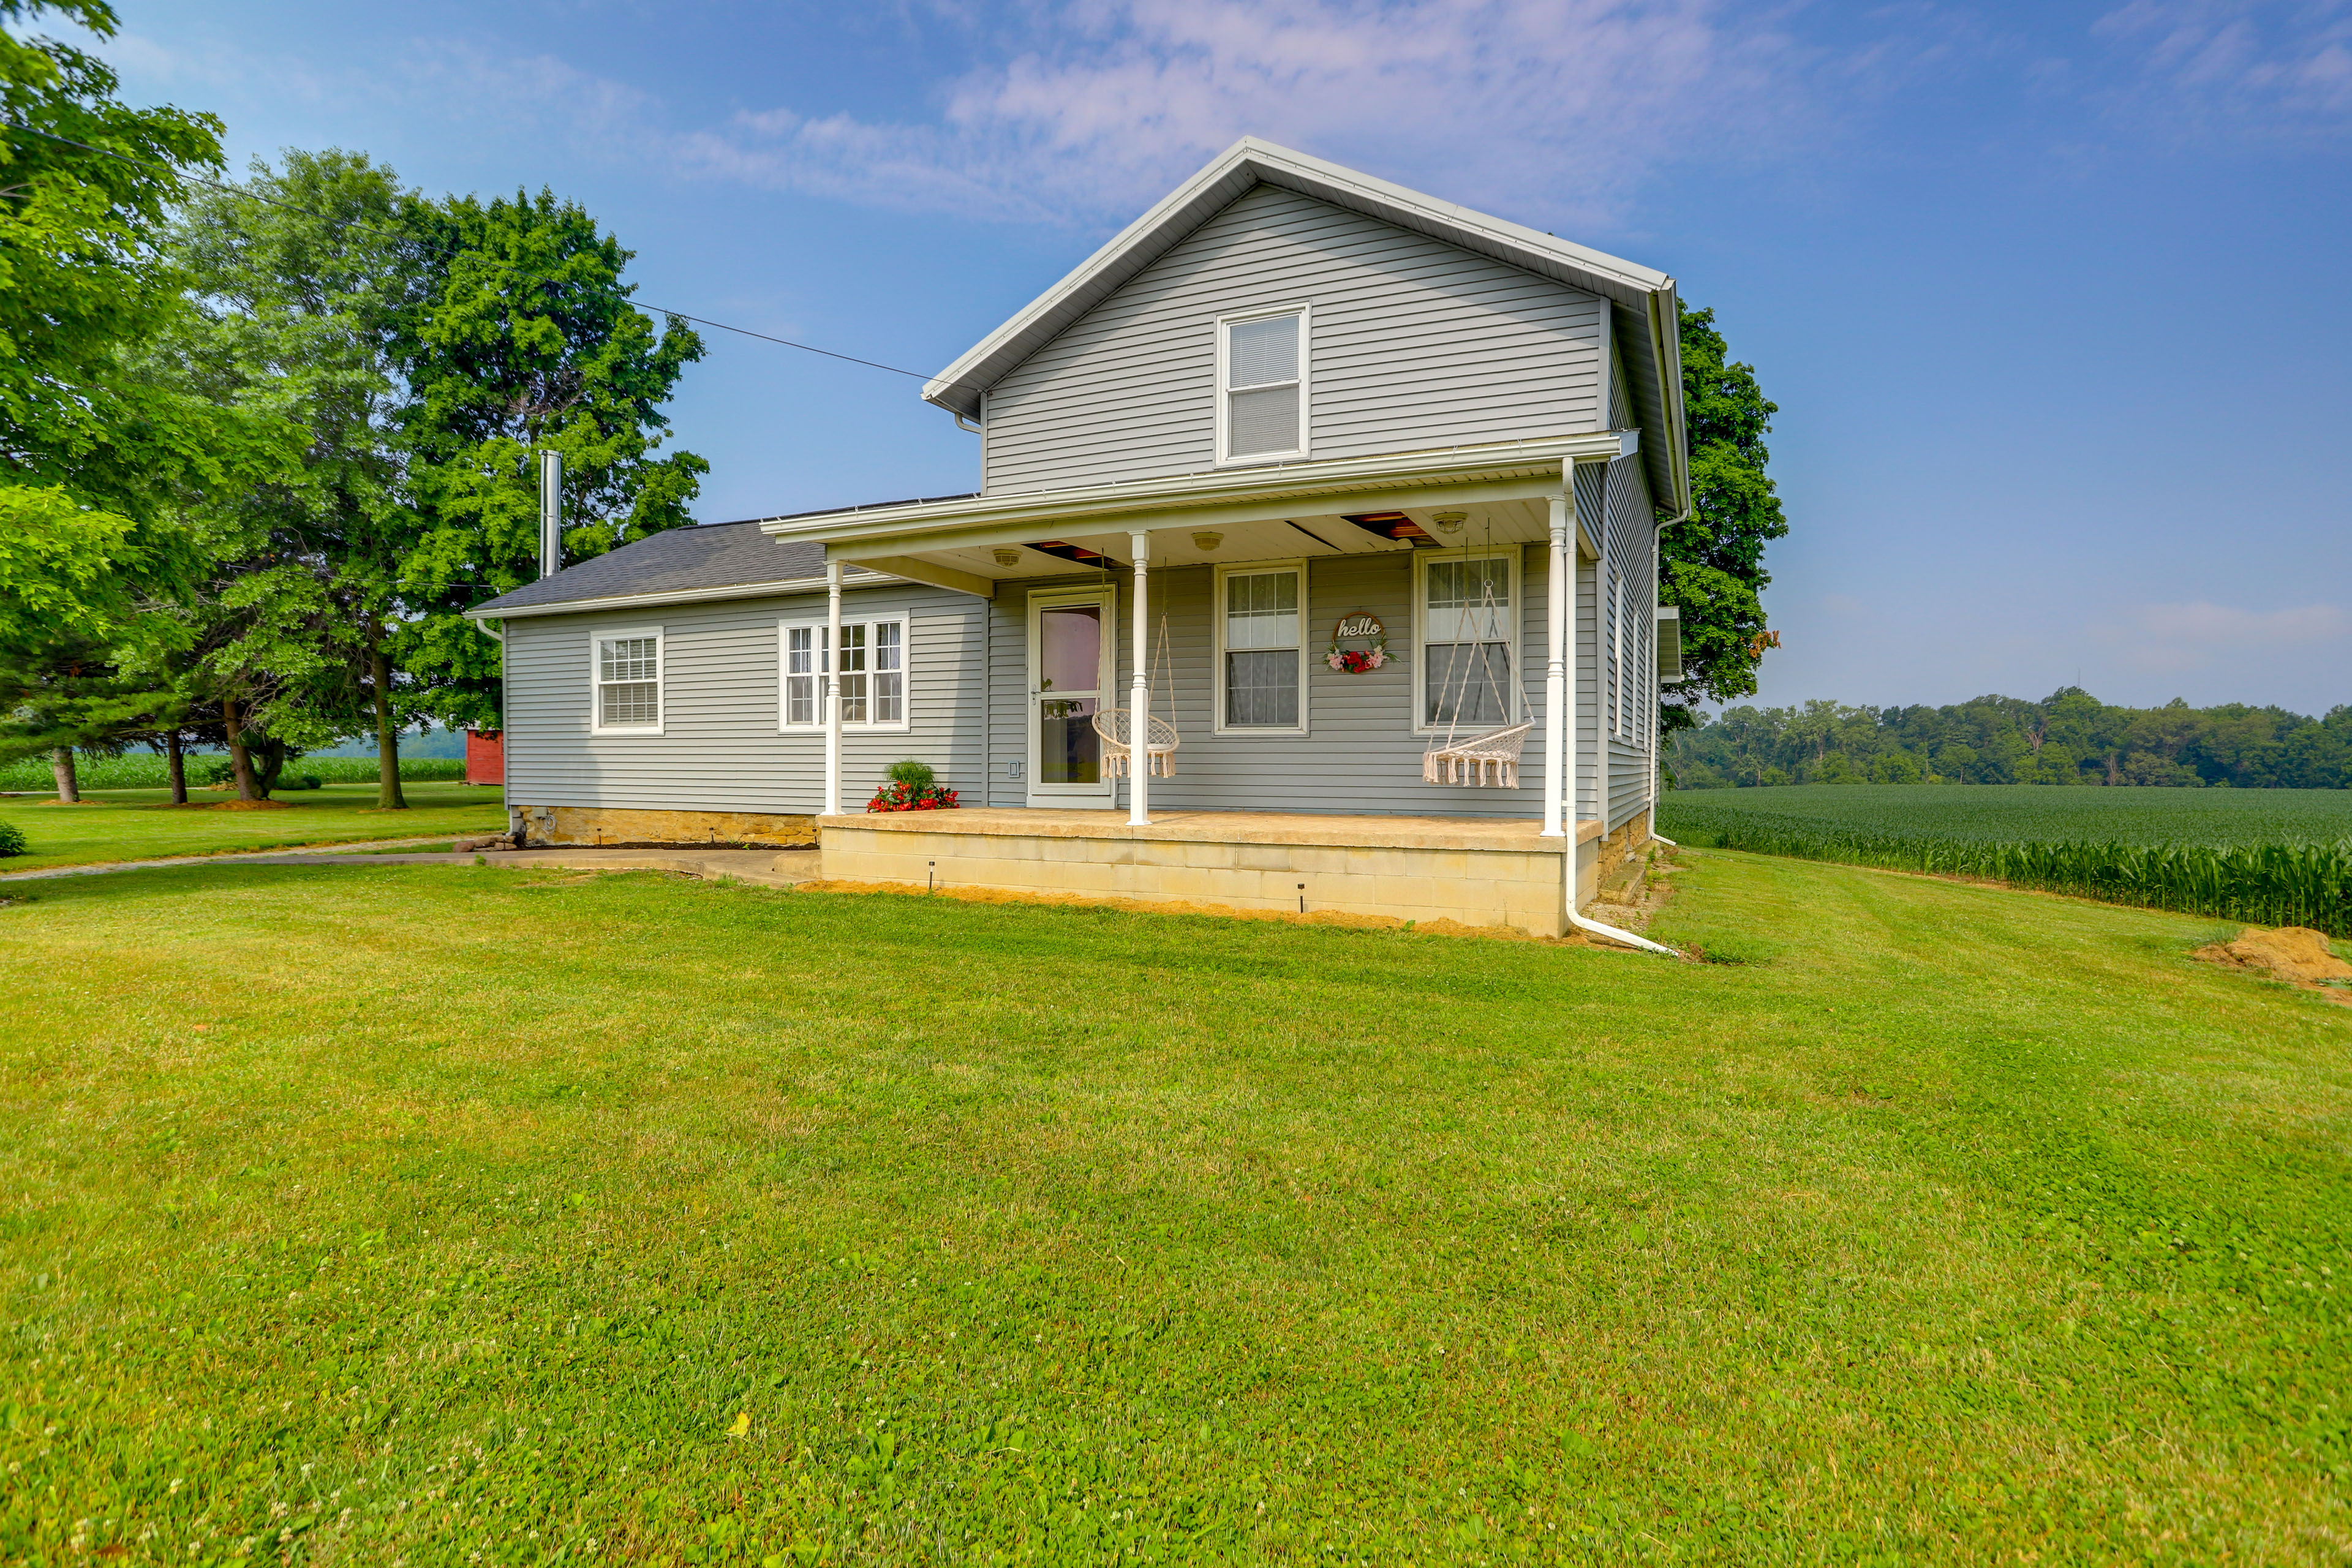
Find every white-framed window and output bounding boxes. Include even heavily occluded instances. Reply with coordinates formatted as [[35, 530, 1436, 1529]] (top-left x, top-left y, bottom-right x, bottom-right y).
[[778, 617, 908, 731], [1214, 560, 1308, 734], [590, 627, 663, 734], [1609, 564, 1624, 739], [1215, 306, 1310, 464], [1415, 551, 1519, 733]]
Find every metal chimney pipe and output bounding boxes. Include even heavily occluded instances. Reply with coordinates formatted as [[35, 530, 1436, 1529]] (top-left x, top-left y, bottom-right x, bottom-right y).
[[538, 450, 563, 579]]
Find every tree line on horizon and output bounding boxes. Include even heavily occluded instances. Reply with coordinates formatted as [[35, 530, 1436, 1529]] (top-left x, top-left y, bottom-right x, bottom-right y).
[[0, 1, 703, 807], [1670, 688, 2352, 791]]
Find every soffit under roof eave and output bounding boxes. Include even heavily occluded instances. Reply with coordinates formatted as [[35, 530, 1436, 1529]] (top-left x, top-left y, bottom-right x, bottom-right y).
[[763, 434, 1627, 557], [461, 568, 898, 621], [921, 137, 1675, 421]]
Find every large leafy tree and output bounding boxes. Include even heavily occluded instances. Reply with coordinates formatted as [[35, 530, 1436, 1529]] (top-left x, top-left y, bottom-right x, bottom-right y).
[[166, 149, 423, 804], [1660, 304, 1787, 737], [395, 187, 706, 730], [0, 0, 298, 795]]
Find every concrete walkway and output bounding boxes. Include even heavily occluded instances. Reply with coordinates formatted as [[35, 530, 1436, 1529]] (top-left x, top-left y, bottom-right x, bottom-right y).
[[2, 840, 824, 887]]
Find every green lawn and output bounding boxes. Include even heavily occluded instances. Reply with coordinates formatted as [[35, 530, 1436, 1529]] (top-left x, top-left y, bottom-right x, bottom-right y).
[[0, 783, 507, 872], [1, 853, 2346, 1562]]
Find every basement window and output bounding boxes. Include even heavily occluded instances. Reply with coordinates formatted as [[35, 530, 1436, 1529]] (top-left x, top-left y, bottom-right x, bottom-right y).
[[591, 628, 663, 734]]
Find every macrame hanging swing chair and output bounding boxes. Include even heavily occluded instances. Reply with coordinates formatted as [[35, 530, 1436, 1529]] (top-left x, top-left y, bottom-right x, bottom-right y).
[[1422, 518, 1531, 788], [1093, 616, 1182, 778]]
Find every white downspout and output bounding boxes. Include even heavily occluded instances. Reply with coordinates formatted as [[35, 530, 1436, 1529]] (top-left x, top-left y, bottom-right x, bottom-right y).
[[823, 560, 843, 817], [1127, 529, 1151, 826], [1561, 475, 1677, 957], [1540, 490, 1569, 839]]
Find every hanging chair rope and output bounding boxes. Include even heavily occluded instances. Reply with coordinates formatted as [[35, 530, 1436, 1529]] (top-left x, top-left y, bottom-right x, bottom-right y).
[[1423, 524, 1530, 788], [1095, 616, 1182, 778]]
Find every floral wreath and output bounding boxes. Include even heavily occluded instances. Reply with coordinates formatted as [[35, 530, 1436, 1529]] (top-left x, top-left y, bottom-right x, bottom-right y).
[[1324, 612, 1389, 674]]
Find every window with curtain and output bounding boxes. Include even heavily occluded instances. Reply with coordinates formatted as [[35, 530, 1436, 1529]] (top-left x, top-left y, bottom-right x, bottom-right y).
[[1220, 566, 1303, 729], [1422, 557, 1514, 727], [779, 618, 908, 730], [1221, 310, 1305, 460]]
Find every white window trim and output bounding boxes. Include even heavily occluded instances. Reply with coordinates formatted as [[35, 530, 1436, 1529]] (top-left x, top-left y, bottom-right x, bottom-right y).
[[1411, 549, 1523, 737], [777, 614, 912, 733], [1212, 558, 1310, 737], [589, 625, 665, 736], [1213, 303, 1312, 467]]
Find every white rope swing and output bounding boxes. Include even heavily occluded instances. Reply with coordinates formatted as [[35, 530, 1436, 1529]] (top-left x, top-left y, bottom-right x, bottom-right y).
[[1422, 524, 1529, 788], [1093, 616, 1180, 777]]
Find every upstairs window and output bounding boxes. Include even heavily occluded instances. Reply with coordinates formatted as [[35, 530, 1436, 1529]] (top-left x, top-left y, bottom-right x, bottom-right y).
[[780, 617, 908, 731], [1216, 564, 1306, 732], [1218, 307, 1308, 462], [592, 628, 662, 734]]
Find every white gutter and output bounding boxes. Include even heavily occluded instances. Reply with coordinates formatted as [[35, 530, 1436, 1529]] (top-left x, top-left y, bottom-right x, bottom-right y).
[[756, 433, 1630, 550]]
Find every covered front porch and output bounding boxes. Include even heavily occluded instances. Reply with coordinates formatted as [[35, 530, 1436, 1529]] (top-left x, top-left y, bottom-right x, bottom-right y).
[[766, 433, 1640, 834], [817, 806, 1608, 937]]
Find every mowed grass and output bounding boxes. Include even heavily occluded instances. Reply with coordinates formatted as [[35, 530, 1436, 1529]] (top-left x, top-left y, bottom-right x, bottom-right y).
[[1, 854, 2348, 1563], [0, 783, 507, 872]]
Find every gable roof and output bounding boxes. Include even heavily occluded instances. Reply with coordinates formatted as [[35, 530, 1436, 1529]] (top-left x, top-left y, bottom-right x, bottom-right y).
[[924, 137, 1687, 513], [467, 521, 840, 619]]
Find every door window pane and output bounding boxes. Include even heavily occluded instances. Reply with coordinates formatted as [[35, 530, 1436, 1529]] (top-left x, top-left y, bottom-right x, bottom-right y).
[[1039, 696, 1101, 783], [1039, 604, 1102, 694]]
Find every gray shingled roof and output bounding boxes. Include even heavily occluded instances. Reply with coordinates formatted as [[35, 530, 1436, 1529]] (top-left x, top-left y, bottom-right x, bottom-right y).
[[469, 521, 828, 614]]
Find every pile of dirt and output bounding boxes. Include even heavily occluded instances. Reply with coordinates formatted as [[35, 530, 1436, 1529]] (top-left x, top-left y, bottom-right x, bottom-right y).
[[206, 799, 293, 812], [31, 798, 102, 806], [2196, 926, 2352, 1003]]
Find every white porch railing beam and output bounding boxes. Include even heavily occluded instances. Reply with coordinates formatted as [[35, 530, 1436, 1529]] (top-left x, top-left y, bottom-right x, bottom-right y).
[[1541, 486, 1571, 839], [1128, 529, 1152, 826], [823, 559, 843, 817]]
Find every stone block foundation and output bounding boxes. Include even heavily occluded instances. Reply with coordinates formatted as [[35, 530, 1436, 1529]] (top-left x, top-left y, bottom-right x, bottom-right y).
[[818, 809, 1605, 938], [515, 805, 816, 849]]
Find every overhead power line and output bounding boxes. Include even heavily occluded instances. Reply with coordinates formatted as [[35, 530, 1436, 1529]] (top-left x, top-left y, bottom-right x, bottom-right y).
[[2, 121, 976, 395]]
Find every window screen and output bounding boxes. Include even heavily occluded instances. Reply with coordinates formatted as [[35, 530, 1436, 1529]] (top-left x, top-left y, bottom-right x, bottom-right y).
[[1225, 312, 1302, 458], [597, 636, 659, 728], [1223, 570, 1300, 727]]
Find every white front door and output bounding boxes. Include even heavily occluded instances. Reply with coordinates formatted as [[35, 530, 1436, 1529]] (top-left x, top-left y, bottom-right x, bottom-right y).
[[1027, 587, 1116, 802]]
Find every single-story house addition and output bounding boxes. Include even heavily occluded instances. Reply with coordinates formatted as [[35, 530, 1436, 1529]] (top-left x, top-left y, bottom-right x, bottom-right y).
[[468, 138, 1689, 939]]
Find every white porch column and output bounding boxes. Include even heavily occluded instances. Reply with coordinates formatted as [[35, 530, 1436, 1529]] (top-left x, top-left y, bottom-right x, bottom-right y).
[[1541, 488, 1571, 838], [823, 559, 843, 816], [1128, 529, 1151, 826]]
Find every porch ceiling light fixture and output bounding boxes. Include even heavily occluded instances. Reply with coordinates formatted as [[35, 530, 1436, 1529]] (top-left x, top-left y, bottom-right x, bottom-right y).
[[992, 548, 1023, 567], [1191, 531, 1223, 552], [1340, 511, 1438, 548], [1429, 510, 1468, 534]]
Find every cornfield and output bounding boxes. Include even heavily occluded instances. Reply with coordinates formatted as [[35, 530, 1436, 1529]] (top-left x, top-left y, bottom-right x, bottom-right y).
[[1660, 786, 2352, 937]]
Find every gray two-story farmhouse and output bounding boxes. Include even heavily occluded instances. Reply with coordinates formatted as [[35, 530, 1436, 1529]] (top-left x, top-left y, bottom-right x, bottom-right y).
[[469, 139, 1687, 940]]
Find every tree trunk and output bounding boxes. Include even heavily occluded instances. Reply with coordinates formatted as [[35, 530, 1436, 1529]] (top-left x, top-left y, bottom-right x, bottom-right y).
[[50, 746, 79, 803], [370, 639, 407, 810], [221, 697, 261, 801], [166, 731, 187, 805]]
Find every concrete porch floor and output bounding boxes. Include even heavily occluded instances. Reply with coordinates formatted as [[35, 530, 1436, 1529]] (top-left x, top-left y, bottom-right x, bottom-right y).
[[818, 806, 1604, 850]]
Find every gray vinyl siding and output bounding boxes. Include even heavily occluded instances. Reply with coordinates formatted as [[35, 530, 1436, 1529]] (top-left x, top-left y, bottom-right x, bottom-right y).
[[982, 183, 1608, 495], [502, 586, 986, 813], [1600, 453, 1657, 830], [978, 549, 1561, 818]]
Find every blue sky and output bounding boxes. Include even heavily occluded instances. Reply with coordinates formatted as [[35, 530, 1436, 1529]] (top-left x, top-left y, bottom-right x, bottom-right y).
[[82, 0, 2352, 715]]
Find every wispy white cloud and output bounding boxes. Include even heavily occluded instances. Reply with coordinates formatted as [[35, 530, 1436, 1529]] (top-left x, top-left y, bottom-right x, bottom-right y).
[[2093, 0, 2352, 131], [676, 0, 1830, 229], [2100, 599, 2352, 673]]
